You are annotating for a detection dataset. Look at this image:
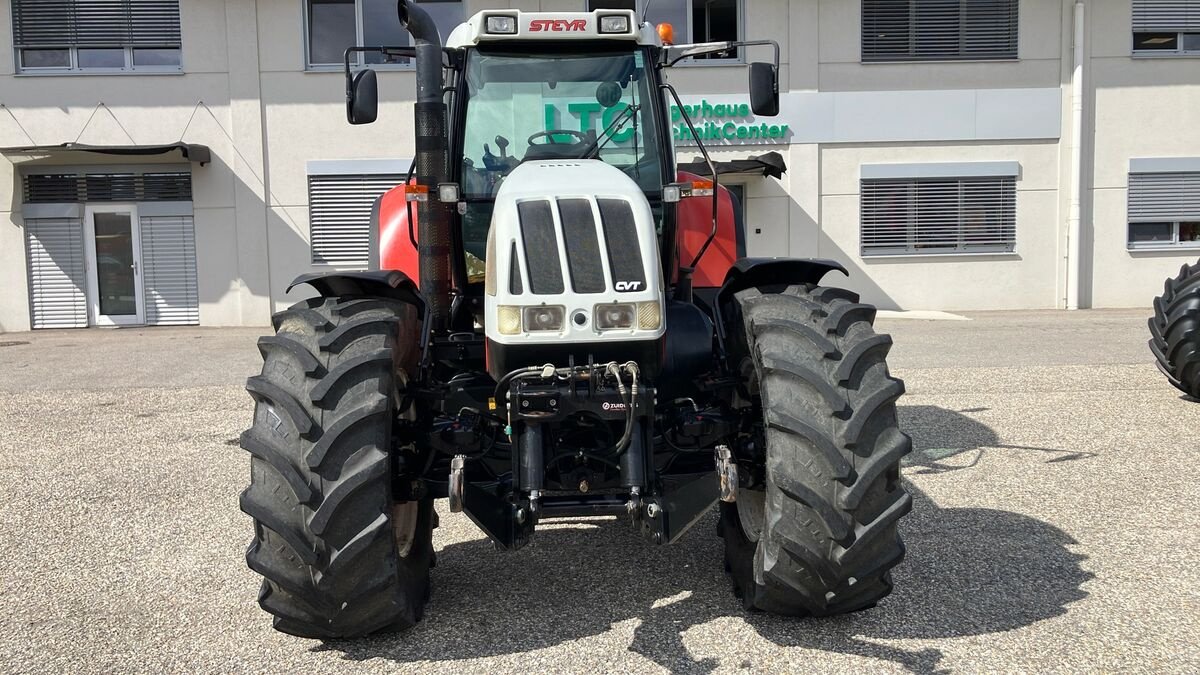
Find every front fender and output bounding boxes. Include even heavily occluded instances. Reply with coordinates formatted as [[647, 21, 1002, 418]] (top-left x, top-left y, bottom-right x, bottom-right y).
[[719, 257, 847, 301], [713, 257, 848, 346], [287, 269, 425, 315]]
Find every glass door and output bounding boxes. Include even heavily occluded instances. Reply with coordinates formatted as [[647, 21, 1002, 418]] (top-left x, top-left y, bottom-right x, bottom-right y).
[[84, 205, 144, 326]]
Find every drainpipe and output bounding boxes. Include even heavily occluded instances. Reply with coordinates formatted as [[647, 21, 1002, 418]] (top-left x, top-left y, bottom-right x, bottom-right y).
[[1066, 0, 1086, 310]]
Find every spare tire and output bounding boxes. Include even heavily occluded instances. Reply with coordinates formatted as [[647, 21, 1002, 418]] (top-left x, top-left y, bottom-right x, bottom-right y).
[[1149, 261, 1200, 399]]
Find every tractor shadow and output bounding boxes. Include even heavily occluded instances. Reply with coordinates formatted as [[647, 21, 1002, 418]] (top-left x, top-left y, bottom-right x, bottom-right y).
[[314, 408, 1093, 673], [899, 404, 1097, 474]]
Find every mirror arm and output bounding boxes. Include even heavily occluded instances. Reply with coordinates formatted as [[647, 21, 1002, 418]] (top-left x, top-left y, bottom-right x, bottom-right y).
[[342, 45, 458, 88], [660, 83, 720, 271], [665, 39, 779, 68]]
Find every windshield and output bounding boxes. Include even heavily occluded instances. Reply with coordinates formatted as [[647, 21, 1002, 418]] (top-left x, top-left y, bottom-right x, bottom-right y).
[[459, 49, 664, 199]]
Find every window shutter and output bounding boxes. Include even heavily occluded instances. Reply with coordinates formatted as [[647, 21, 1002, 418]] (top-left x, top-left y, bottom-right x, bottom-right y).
[[861, 176, 1016, 255], [1133, 0, 1200, 32], [862, 0, 1019, 62], [140, 173, 193, 201], [308, 173, 404, 266], [141, 215, 199, 325], [12, 0, 182, 48], [1128, 172, 1200, 221], [24, 218, 89, 329], [24, 172, 191, 203], [962, 0, 1020, 58], [24, 174, 84, 203]]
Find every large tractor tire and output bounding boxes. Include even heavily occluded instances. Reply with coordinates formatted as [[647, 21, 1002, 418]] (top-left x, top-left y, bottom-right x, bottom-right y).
[[1149, 261, 1200, 399], [240, 296, 433, 639], [720, 285, 912, 616]]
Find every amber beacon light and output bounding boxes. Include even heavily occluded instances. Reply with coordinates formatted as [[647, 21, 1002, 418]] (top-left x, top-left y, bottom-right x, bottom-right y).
[[657, 22, 674, 45]]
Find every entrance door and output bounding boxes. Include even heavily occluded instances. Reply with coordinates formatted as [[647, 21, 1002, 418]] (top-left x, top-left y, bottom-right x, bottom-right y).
[[84, 204, 144, 326]]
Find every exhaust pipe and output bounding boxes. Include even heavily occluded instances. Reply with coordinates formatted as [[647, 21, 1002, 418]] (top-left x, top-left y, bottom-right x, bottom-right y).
[[398, 0, 451, 329]]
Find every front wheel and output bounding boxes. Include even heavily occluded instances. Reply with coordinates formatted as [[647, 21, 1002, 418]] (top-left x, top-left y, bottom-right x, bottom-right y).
[[240, 296, 433, 638], [720, 285, 912, 615]]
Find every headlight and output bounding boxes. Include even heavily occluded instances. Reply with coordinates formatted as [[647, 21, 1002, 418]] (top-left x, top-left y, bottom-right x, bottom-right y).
[[497, 306, 522, 335], [595, 303, 636, 330], [598, 15, 630, 34], [485, 15, 517, 34], [523, 305, 565, 332], [637, 301, 662, 330]]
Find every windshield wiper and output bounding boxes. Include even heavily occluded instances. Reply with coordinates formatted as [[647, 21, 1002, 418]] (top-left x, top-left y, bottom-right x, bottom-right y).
[[580, 104, 641, 160]]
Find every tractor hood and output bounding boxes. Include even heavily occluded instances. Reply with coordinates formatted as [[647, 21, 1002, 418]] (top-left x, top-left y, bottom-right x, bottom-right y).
[[483, 160, 665, 347]]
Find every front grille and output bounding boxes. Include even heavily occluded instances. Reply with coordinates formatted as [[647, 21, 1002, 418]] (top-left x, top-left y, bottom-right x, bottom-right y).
[[557, 198, 606, 294], [597, 199, 645, 291], [509, 241, 524, 295], [518, 200, 565, 295]]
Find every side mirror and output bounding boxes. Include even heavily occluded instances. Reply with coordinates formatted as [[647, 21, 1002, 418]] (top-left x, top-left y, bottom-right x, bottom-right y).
[[347, 68, 379, 125], [748, 62, 779, 117]]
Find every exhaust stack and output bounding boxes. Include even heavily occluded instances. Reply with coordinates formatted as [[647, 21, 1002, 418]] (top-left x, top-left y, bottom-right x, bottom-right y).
[[398, 0, 452, 329]]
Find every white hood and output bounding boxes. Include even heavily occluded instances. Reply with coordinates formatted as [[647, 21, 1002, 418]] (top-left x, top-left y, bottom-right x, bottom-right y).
[[484, 160, 665, 346]]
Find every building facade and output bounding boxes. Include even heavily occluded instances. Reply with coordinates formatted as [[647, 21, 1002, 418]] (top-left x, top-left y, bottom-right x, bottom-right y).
[[1, 0, 1198, 330]]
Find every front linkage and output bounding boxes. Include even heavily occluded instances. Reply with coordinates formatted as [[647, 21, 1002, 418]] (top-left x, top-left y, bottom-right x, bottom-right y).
[[414, 358, 741, 550]]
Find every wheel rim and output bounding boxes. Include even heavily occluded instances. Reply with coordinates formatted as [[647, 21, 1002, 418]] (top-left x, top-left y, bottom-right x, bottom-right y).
[[392, 501, 419, 557], [735, 354, 767, 543], [738, 489, 766, 542]]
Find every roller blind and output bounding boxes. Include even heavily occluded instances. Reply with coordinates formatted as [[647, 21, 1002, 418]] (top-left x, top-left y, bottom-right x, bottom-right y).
[[23, 172, 191, 203], [25, 218, 89, 329], [308, 173, 404, 266], [1128, 172, 1200, 221], [1133, 0, 1200, 32], [861, 176, 1017, 255], [141, 215, 199, 326], [862, 0, 1019, 62], [12, 0, 182, 48]]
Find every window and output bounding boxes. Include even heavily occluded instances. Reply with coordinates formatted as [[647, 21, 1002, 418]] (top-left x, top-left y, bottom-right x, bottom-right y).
[[861, 0, 1019, 63], [1128, 171, 1200, 249], [1132, 0, 1200, 55], [23, 172, 191, 203], [12, 0, 182, 73], [308, 173, 405, 265], [459, 51, 664, 199], [861, 176, 1016, 256], [306, 0, 464, 69], [587, 0, 742, 61]]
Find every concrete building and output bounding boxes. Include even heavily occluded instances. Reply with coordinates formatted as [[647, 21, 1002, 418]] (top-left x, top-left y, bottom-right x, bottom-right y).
[[1, 0, 1198, 330]]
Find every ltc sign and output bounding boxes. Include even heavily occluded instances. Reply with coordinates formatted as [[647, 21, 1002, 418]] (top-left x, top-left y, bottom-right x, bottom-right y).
[[542, 94, 794, 148], [669, 98, 790, 145]]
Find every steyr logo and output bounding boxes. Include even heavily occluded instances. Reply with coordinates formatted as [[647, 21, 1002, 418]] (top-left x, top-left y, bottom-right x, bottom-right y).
[[529, 19, 587, 32], [615, 281, 642, 292]]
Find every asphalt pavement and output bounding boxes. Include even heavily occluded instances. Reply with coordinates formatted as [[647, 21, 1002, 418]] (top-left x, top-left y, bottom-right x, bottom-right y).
[[0, 308, 1196, 673]]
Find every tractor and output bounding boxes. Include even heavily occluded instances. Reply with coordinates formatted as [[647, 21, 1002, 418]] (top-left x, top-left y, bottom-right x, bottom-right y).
[[1149, 260, 1200, 399], [240, 1, 912, 639]]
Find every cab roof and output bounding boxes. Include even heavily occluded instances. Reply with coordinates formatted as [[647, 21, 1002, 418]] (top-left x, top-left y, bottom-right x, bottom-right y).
[[444, 10, 662, 49]]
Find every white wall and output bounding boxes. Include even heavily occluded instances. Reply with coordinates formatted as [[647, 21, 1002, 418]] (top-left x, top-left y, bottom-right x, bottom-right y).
[[818, 142, 1063, 311], [1085, 0, 1200, 307], [4, 0, 1200, 330], [0, 0, 273, 327]]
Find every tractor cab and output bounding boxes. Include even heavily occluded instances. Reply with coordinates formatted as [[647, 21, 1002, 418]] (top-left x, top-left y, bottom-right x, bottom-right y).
[[448, 11, 669, 199], [346, 8, 781, 315]]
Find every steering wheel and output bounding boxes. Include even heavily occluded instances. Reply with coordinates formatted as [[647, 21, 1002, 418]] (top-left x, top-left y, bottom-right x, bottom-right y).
[[527, 130, 590, 146]]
